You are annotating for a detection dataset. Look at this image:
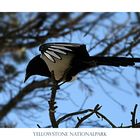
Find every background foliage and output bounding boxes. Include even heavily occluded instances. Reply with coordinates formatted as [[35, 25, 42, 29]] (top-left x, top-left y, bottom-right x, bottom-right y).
[[0, 12, 140, 127]]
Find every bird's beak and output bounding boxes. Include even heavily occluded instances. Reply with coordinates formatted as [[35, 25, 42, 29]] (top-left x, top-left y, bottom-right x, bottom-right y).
[[24, 73, 30, 83]]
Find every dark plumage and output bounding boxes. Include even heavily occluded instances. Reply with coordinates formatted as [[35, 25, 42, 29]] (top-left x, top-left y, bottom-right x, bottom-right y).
[[24, 43, 140, 83]]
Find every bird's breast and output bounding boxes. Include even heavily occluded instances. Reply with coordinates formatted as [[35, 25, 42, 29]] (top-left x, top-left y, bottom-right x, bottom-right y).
[[41, 53, 74, 81]]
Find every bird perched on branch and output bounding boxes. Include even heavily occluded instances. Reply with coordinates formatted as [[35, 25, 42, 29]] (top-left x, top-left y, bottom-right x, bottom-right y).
[[24, 43, 140, 83]]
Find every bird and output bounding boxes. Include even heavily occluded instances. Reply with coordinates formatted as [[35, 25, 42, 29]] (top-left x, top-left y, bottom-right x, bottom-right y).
[[24, 42, 140, 83]]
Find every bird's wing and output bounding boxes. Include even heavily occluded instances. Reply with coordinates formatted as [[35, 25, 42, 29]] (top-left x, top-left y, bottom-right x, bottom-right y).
[[39, 43, 89, 63]]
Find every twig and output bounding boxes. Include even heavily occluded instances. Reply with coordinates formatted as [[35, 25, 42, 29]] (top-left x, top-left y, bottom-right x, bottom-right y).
[[119, 104, 140, 128], [75, 104, 102, 128], [95, 111, 117, 128], [48, 67, 73, 127], [37, 124, 41, 128], [131, 104, 138, 127], [75, 112, 95, 128], [58, 104, 117, 128], [48, 71, 59, 128], [119, 122, 140, 128], [57, 109, 93, 124]]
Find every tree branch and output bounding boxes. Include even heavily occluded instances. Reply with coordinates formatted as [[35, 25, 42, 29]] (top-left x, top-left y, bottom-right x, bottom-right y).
[[48, 71, 59, 128], [131, 104, 138, 127], [57, 109, 92, 124], [0, 79, 51, 121]]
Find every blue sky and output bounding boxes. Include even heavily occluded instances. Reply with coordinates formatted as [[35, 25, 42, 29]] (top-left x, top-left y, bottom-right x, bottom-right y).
[[1, 13, 140, 128]]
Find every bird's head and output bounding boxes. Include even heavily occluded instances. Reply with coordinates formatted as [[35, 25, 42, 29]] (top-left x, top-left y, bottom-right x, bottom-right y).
[[24, 55, 51, 82]]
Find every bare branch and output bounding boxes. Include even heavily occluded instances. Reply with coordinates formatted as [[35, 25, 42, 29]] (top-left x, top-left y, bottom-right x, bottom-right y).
[[48, 71, 59, 128], [0, 79, 51, 121]]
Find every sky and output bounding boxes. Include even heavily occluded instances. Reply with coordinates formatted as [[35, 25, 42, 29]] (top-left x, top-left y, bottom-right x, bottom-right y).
[[1, 12, 140, 128]]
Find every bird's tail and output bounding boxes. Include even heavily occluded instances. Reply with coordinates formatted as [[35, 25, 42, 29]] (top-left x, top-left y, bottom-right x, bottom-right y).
[[88, 56, 140, 67]]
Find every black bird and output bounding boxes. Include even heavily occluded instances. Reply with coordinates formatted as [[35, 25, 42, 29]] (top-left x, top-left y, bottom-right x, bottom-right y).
[[24, 43, 140, 83]]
